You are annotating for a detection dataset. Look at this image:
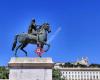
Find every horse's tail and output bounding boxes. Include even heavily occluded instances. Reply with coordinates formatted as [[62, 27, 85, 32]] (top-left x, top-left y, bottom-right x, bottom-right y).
[[12, 35, 18, 51]]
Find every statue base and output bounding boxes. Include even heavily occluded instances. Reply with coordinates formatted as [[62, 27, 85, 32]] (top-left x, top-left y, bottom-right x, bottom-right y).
[[8, 57, 54, 80]]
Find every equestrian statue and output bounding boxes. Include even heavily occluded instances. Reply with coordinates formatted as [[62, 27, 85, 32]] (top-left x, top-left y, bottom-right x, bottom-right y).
[[12, 19, 51, 57]]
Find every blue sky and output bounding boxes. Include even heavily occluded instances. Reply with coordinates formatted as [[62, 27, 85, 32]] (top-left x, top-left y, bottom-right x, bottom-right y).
[[0, 0, 100, 66]]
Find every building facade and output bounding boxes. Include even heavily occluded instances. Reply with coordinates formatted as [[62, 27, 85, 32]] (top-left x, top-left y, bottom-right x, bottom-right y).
[[54, 58, 100, 80], [60, 68, 100, 80]]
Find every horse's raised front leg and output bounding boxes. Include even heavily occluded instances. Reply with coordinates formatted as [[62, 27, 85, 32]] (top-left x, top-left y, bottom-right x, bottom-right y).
[[20, 43, 28, 56], [37, 41, 50, 52]]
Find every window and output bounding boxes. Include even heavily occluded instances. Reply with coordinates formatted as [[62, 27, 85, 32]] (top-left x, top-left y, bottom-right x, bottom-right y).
[[93, 75, 95, 79], [97, 75, 98, 79], [87, 72, 88, 74]]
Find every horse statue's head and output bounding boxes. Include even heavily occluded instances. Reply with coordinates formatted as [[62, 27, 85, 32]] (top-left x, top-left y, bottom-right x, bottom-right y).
[[41, 23, 51, 33]]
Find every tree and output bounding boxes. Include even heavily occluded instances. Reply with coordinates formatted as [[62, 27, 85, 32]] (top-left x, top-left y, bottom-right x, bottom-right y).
[[59, 64, 64, 68], [52, 68, 64, 80], [89, 64, 100, 68], [76, 63, 87, 68], [63, 62, 74, 67], [0, 66, 9, 79]]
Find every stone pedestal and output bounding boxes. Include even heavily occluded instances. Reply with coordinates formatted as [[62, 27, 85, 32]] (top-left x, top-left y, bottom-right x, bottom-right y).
[[8, 57, 54, 80]]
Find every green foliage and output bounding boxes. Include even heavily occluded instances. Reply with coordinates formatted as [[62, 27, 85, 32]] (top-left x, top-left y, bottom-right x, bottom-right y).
[[59, 62, 100, 68], [59, 62, 88, 68], [76, 63, 87, 68], [0, 66, 9, 79], [89, 64, 100, 67], [64, 62, 74, 67], [59, 64, 64, 68], [52, 68, 64, 80]]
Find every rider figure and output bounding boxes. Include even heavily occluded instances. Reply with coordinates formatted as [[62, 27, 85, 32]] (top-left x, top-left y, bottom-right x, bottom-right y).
[[28, 19, 40, 45], [28, 19, 37, 35]]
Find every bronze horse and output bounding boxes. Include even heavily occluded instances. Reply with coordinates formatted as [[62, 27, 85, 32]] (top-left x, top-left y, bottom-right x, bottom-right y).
[[12, 23, 51, 57]]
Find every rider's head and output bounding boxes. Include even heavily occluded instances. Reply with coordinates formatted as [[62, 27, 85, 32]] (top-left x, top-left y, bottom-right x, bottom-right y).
[[31, 18, 35, 24], [32, 19, 35, 22]]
